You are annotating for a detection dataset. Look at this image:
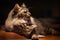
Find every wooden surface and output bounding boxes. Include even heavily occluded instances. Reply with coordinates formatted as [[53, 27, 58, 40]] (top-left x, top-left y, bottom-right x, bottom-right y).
[[0, 30, 26, 40], [0, 30, 60, 40], [38, 35, 60, 40]]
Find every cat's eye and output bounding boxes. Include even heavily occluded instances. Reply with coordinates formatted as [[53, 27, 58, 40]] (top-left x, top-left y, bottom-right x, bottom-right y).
[[24, 10, 27, 13]]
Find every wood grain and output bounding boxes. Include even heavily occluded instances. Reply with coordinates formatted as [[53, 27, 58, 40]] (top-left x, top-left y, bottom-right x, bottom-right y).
[[0, 30, 26, 40], [38, 35, 60, 40]]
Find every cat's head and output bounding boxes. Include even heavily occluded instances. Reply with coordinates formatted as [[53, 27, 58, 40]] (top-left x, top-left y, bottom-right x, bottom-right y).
[[12, 3, 31, 19]]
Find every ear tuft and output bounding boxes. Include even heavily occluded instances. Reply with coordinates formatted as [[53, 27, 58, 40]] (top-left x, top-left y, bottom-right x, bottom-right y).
[[21, 3, 26, 8]]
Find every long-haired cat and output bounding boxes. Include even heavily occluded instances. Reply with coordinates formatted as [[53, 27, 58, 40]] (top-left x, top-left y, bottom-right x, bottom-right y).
[[2, 3, 58, 39]]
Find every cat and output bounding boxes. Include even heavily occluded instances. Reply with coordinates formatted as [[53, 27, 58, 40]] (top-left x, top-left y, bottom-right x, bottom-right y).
[[2, 3, 58, 39]]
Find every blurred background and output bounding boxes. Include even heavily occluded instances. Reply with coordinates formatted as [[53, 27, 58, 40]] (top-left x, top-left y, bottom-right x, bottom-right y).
[[0, 0, 60, 31]]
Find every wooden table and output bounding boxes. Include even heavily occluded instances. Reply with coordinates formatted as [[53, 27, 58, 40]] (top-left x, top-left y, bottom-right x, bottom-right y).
[[0, 30, 26, 40], [38, 35, 60, 40], [0, 30, 60, 40]]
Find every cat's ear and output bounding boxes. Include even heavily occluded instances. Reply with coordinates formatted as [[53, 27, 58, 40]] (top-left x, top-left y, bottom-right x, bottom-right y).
[[14, 3, 21, 10], [21, 3, 26, 8]]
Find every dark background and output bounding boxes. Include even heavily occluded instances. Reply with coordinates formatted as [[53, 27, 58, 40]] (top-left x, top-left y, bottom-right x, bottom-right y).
[[0, 0, 60, 29]]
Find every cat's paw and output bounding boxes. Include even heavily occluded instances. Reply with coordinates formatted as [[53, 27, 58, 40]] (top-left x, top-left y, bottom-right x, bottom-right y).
[[31, 34, 38, 39], [31, 34, 46, 39], [37, 35, 46, 38]]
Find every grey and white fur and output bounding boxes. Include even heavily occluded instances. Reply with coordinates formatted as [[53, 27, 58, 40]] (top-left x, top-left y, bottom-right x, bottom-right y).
[[2, 3, 58, 39]]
